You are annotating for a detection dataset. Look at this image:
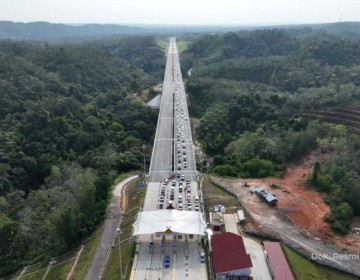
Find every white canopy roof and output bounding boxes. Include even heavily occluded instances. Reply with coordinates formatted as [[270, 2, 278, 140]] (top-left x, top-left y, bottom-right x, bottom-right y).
[[132, 210, 206, 236]]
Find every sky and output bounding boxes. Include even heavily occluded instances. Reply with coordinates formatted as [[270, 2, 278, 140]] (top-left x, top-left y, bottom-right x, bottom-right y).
[[1, 0, 360, 25]]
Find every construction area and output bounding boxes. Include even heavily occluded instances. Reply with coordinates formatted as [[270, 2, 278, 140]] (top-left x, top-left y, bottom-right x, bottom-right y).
[[210, 152, 360, 277]]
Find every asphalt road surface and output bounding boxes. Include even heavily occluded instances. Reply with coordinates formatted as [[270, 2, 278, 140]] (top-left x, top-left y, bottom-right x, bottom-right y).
[[130, 38, 207, 280], [149, 37, 197, 183]]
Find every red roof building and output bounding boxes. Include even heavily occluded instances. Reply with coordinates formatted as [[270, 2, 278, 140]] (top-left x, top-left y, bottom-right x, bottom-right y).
[[263, 241, 294, 280], [211, 232, 252, 280]]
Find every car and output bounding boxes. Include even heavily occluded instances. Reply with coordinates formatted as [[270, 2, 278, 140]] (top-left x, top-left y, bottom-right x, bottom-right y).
[[183, 151, 186, 155], [164, 255, 171, 268], [159, 203, 163, 209], [172, 180, 176, 186], [179, 186, 183, 193], [183, 156, 187, 161], [160, 196, 164, 203], [178, 158, 181, 163], [187, 193, 191, 199], [178, 165, 181, 170], [195, 204, 200, 211], [184, 163, 187, 168], [178, 203, 183, 210], [187, 203, 192, 211], [195, 197, 199, 203], [186, 178, 190, 183], [170, 194, 174, 200], [164, 179, 169, 185], [176, 173, 180, 178], [200, 252, 205, 263], [181, 174, 185, 181]]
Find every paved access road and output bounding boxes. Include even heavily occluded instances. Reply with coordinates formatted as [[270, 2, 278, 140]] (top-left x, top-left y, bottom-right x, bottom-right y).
[[85, 175, 139, 280]]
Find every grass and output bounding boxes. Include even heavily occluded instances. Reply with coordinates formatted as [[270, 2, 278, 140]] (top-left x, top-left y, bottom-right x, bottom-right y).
[[20, 268, 47, 280], [45, 259, 74, 280], [68, 224, 105, 280], [202, 175, 240, 216], [156, 39, 188, 53], [176, 40, 188, 53], [156, 39, 169, 52], [282, 243, 359, 280], [102, 178, 146, 280]]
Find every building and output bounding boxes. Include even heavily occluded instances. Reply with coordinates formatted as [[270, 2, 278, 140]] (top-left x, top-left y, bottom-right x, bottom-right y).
[[210, 205, 225, 234], [263, 241, 294, 280], [255, 186, 278, 205], [210, 212, 224, 233], [211, 232, 252, 280]]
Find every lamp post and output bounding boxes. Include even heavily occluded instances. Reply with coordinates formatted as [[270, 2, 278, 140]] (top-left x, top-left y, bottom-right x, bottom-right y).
[[142, 144, 146, 177], [206, 162, 210, 174], [116, 227, 123, 280]]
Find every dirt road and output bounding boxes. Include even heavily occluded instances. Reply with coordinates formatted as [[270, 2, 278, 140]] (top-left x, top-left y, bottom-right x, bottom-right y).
[[84, 175, 139, 280]]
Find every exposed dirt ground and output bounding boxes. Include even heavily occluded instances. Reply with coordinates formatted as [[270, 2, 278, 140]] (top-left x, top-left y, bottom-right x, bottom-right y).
[[120, 182, 129, 212], [212, 152, 360, 252]]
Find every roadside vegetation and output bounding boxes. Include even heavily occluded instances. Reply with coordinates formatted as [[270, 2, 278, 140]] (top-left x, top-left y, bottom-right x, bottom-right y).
[[102, 178, 146, 280], [0, 37, 160, 277], [7, 173, 136, 279], [201, 175, 240, 217], [156, 39, 169, 52], [183, 29, 360, 234], [176, 39, 188, 53], [282, 244, 359, 280]]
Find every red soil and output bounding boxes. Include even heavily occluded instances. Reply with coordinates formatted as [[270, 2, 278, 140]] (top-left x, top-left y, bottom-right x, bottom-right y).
[[215, 152, 360, 251]]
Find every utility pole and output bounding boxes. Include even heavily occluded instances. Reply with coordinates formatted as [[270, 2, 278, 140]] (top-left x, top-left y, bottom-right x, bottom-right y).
[[116, 227, 123, 280], [142, 144, 146, 177]]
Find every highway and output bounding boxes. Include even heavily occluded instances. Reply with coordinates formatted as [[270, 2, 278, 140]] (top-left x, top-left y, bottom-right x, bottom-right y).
[[130, 38, 207, 280], [148, 37, 197, 183]]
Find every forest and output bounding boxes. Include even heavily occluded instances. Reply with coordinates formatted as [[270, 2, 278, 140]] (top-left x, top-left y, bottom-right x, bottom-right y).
[[0, 36, 164, 276], [182, 28, 360, 234], [2, 24, 360, 276]]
